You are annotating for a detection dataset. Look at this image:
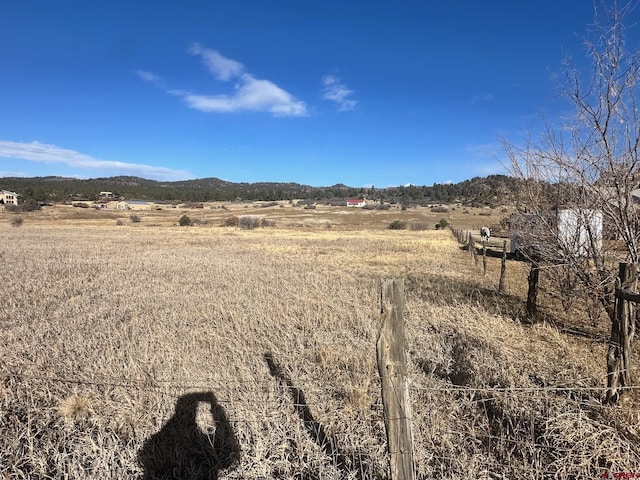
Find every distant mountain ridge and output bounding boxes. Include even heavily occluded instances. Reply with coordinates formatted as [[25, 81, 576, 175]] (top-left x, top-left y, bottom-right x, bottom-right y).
[[0, 174, 520, 206]]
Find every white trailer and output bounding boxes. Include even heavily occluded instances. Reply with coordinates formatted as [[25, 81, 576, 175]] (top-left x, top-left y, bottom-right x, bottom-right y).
[[510, 209, 603, 258]]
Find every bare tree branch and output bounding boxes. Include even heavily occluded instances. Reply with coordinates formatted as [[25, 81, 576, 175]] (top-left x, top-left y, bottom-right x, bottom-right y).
[[505, 1, 640, 323]]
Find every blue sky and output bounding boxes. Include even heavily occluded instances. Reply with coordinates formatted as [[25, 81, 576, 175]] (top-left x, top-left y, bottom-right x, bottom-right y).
[[0, 1, 614, 187]]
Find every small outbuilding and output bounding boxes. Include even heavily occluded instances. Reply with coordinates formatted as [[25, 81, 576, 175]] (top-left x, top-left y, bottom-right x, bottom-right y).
[[510, 209, 603, 258], [346, 198, 366, 207], [116, 200, 152, 211]]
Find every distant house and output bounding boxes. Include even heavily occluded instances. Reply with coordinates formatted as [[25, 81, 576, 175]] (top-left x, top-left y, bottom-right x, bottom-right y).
[[116, 200, 152, 211], [346, 198, 366, 207], [99, 191, 114, 199], [0, 190, 19, 205]]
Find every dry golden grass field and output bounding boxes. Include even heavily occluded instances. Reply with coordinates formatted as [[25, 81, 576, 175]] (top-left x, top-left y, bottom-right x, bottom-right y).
[[1, 203, 639, 479]]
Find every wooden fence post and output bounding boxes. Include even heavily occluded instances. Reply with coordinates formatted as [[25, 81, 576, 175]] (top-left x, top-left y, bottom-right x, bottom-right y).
[[498, 240, 507, 293], [606, 263, 637, 404], [526, 261, 539, 320], [377, 279, 415, 480], [482, 241, 487, 276]]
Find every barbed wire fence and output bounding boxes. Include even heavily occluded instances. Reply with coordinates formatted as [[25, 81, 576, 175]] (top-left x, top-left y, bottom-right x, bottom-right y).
[[3, 359, 640, 478], [3, 231, 640, 479]]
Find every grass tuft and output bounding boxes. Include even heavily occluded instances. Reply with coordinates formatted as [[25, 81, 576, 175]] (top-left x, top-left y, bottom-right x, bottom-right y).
[[58, 394, 93, 419]]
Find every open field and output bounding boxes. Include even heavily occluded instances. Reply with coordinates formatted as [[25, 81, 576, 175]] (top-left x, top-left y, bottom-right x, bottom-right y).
[[3, 200, 505, 231], [1, 205, 639, 479]]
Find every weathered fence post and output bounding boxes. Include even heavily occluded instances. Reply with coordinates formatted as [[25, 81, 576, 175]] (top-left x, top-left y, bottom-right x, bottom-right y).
[[526, 261, 539, 320], [498, 240, 507, 293], [377, 279, 415, 480], [468, 232, 473, 257], [469, 232, 478, 265], [606, 263, 637, 404], [482, 241, 487, 276]]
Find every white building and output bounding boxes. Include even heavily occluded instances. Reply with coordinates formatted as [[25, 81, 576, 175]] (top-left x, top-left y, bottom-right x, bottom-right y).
[[511, 209, 602, 258], [116, 200, 152, 211], [346, 198, 366, 207], [556, 209, 603, 256], [0, 190, 19, 205]]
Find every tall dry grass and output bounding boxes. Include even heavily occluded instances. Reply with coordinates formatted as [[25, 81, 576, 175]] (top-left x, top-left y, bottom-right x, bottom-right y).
[[1, 222, 638, 479]]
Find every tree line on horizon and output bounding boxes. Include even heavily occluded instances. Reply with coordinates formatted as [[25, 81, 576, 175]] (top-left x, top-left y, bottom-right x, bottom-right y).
[[0, 174, 521, 207]]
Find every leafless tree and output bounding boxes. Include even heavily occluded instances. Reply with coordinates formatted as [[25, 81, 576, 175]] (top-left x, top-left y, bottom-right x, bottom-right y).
[[504, 1, 640, 323]]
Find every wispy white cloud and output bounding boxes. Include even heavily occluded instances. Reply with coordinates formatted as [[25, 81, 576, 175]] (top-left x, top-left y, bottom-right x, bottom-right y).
[[0, 170, 29, 178], [471, 93, 495, 104], [465, 142, 509, 176], [137, 44, 307, 117], [471, 161, 507, 176], [0, 141, 192, 181], [321, 75, 357, 111], [188, 43, 245, 81], [135, 69, 164, 86], [181, 74, 307, 116], [466, 141, 505, 160]]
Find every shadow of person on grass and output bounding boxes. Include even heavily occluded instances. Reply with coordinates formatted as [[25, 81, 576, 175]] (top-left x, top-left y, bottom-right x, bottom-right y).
[[138, 391, 240, 480], [264, 352, 377, 480]]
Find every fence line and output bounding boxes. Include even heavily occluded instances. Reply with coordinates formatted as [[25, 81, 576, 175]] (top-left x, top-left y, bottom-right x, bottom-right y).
[[0, 370, 640, 393], [4, 364, 639, 478], [4, 369, 637, 394], [4, 238, 638, 478]]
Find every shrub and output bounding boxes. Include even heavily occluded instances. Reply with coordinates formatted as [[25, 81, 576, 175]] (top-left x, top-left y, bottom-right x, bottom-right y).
[[223, 215, 239, 227], [261, 218, 276, 227], [10, 216, 23, 227], [5, 203, 41, 212], [239, 216, 262, 230], [236, 215, 275, 229], [388, 220, 407, 230], [179, 215, 191, 226], [130, 214, 141, 223], [438, 218, 450, 229], [431, 206, 449, 213], [116, 219, 124, 226], [411, 222, 430, 231]]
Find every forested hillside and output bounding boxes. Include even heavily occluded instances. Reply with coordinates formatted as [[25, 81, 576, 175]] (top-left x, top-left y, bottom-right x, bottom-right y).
[[1, 174, 521, 206]]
